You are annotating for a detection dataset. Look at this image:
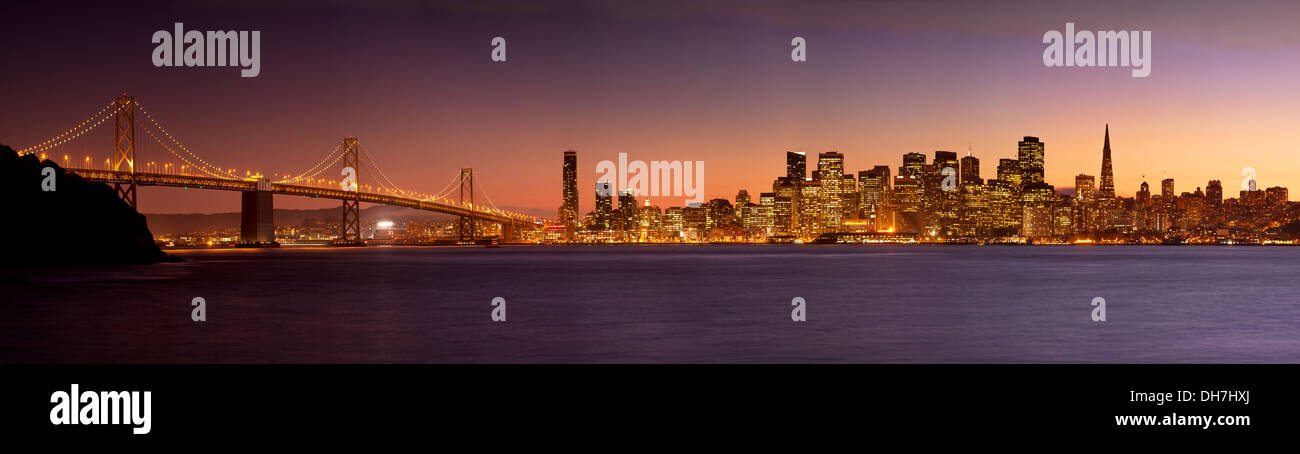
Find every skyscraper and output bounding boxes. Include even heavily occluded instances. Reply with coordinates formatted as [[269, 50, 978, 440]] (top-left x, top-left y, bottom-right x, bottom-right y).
[[1098, 125, 1116, 201], [618, 188, 637, 230], [960, 154, 980, 185], [894, 153, 927, 232], [1074, 174, 1096, 232], [798, 178, 823, 237], [786, 151, 806, 179], [561, 150, 579, 237], [1075, 174, 1096, 204], [1017, 136, 1045, 185], [859, 166, 892, 231], [932, 151, 960, 234], [771, 177, 800, 236], [997, 159, 1021, 189], [594, 180, 613, 230], [817, 152, 846, 230], [1162, 178, 1175, 198]]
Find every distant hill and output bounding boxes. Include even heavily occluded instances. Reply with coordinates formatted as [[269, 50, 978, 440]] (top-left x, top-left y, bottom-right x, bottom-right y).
[[145, 205, 461, 234], [2, 145, 171, 265]]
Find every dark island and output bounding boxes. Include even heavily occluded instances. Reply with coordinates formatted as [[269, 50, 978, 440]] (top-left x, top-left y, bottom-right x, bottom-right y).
[[2, 145, 174, 265]]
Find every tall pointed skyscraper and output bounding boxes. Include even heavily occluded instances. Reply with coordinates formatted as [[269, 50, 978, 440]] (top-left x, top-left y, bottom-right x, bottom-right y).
[[1098, 125, 1115, 202]]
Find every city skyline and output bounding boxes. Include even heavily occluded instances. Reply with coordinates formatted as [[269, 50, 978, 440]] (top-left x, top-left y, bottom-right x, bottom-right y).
[[549, 123, 1294, 245]]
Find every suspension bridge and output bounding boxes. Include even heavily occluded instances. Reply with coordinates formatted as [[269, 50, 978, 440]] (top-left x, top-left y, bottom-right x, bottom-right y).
[[15, 95, 545, 244]]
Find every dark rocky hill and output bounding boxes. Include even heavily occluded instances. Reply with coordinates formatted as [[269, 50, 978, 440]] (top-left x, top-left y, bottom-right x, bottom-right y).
[[2, 145, 172, 265]]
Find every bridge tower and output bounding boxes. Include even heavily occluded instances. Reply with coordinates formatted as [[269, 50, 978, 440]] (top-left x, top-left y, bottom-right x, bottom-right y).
[[112, 95, 137, 210], [458, 168, 475, 242], [340, 137, 361, 242]]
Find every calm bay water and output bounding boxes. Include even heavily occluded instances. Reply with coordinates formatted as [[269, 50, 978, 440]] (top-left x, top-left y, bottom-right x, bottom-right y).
[[3, 245, 1299, 363]]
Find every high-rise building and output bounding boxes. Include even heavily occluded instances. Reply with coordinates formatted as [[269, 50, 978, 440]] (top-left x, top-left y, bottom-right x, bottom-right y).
[[771, 177, 800, 236], [1098, 125, 1116, 201], [858, 166, 891, 216], [618, 188, 637, 231], [735, 189, 750, 225], [594, 180, 613, 230], [1162, 178, 1175, 198], [786, 151, 806, 179], [736, 189, 750, 208], [1266, 186, 1289, 206], [841, 173, 858, 222], [1075, 174, 1096, 204], [901, 152, 926, 177], [817, 152, 846, 231], [798, 178, 823, 237], [959, 181, 989, 236], [891, 152, 929, 234], [931, 151, 960, 234], [663, 207, 685, 237], [960, 154, 980, 185], [682, 206, 708, 238], [986, 179, 1021, 232], [1021, 205, 1054, 237], [997, 159, 1022, 189], [705, 198, 735, 229], [756, 192, 775, 235], [1017, 136, 1045, 185], [561, 151, 579, 236], [1206, 180, 1223, 208], [1137, 181, 1151, 207]]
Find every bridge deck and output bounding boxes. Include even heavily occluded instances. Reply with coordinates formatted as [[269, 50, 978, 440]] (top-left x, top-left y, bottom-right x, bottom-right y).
[[69, 169, 537, 226]]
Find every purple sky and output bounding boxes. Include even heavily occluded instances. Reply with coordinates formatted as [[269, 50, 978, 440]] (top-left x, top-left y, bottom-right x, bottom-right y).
[[3, 0, 1299, 215]]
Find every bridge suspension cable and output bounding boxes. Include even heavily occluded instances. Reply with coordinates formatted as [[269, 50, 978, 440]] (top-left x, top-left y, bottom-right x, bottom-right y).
[[134, 101, 240, 179], [17, 99, 117, 156], [275, 141, 348, 183]]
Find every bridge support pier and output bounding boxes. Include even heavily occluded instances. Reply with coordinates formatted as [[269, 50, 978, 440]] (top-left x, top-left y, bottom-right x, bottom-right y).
[[240, 190, 275, 243], [502, 222, 515, 242]]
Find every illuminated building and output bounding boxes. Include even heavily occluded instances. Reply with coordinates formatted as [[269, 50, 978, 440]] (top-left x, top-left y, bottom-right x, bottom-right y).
[[858, 166, 891, 229], [1017, 136, 1045, 185], [663, 207, 685, 237], [735, 189, 750, 225], [958, 181, 989, 236], [960, 153, 980, 185], [1021, 183, 1057, 208], [1266, 187, 1289, 206], [618, 188, 636, 231], [997, 159, 1021, 188], [1053, 200, 1073, 235], [786, 151, 806, 179], [1098, 125, 1116, 205], [771, 177, 800, 236], [1162, 178, 1175, 198], [1074, 174, 1095, 232], [893, 174, 922, 233], [561, 150, 578, 238], [798, 178, 823, 237], [1206, 180, 1223, 223], [635, 199, 663, 241], [986, 179, 1021, 232], [817, 152, 845, 231], [1021, 205, 1054, 237], [594, 180, 612, 230], [682, 206, 709, 240], [744, 192, 774, 237], [1075, 174, 1095, 204], [931, 151, 960, 235], [706, 198, 735, 229], [840, 173, 858, 222]]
